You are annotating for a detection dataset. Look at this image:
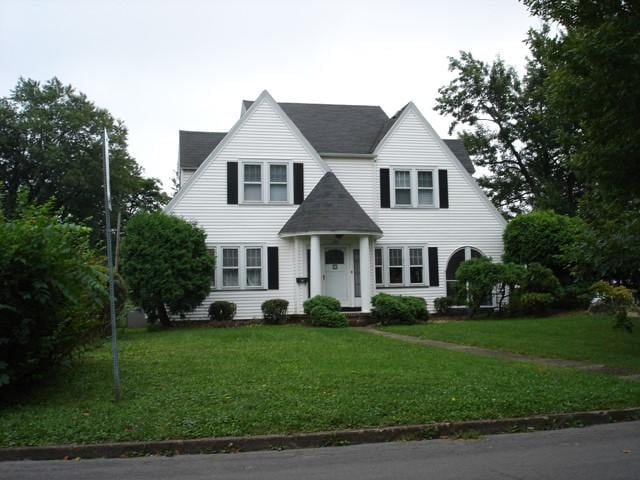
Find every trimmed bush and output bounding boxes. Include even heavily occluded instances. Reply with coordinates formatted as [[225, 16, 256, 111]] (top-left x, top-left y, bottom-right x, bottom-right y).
[[512, 292, 555, 316], [310, 306, 348, 328], [371, 293, 422, 325], [208, 301, 237, 322], [434, 296, 455, 315], [303, 295, 341, 314], [261, 299, 289, 324]]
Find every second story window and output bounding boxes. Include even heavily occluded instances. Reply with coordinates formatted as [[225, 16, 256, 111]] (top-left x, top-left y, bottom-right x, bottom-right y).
[[269, 164, 288, 202], [394, 170, 411, 206], [417, 171, 434, 206], [243, 164, 262, 202]]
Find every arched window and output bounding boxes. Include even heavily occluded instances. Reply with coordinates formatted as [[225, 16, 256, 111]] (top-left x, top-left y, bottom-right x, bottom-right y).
[[446, 247, 487, 303]]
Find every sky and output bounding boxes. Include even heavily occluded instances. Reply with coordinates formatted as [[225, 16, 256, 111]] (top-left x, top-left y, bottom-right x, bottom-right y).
[[1, 0, 539, 190]]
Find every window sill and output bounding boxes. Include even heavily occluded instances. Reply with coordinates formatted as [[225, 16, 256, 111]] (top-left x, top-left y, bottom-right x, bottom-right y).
[[376, 285, 430, 289], [215, 288, 268, 292]]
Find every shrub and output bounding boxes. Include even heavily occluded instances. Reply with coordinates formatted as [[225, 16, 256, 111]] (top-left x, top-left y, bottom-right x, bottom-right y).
[[0, 199, 107, 392], [261, 299, 289, 324], [371, 293, 417, 325], [503, 210, 586, 284], [512, 292, 555, 316], [590, 281, 635, 332], [121, 212, 215, 327], [303, 295, 341, 314], [310, 306, 348, 328], [402, 296, 429, 322], [434, 296, 455, 315], [521, 263, 561, 295], [455, 257, 500, 316], [208, 301, 237, 322]]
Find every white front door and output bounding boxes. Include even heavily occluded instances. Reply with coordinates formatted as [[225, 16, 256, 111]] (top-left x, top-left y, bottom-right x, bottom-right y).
[[323, 248, 348, 304]]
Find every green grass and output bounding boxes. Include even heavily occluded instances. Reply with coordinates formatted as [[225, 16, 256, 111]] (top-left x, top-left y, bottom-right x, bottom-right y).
[[384, 313, 640, 371], [2, 325, 640, 448]]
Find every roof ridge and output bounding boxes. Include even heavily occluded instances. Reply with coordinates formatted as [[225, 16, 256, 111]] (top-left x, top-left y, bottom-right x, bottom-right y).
[[179, 129, 227, 135]]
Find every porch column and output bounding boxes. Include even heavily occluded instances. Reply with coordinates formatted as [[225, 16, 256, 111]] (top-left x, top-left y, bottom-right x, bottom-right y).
[[310, 235, 322, 297], [359, 236, 372, 312]]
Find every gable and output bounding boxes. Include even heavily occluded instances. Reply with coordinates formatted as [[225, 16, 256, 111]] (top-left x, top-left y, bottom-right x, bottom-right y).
[[166, 91, 328, 213]]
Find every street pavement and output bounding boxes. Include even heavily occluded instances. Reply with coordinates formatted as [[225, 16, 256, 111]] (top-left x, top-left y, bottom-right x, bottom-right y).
[[1, 421, 639, 479]]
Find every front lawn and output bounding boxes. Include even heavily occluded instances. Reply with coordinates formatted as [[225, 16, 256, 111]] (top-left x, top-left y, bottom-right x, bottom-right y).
[[384, 313, 640, 371], [2, 325, 640, 447]]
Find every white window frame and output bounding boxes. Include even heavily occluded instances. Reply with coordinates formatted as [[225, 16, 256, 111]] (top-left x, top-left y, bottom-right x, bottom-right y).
[[213, 245, 267, 290], [374, 247, 384, 286], [391, 167, 439, 208], [408, 246, 426, 286], [268, 163, 289, 203], [375, 245, 428, 288], [417, 170, 435, 207], [387, 246, 405, 286], [240, 160, 292, 205], [393, 170, 412, 207], [221, 246, 241, 288]]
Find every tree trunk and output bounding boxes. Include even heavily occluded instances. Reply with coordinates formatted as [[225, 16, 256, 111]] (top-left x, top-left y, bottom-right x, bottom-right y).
[[157, 303, 171, 327]]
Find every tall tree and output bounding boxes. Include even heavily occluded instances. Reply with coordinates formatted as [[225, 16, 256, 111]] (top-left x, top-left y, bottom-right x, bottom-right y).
[[0, 77, 168, 241], [434, 38, 582, 216]]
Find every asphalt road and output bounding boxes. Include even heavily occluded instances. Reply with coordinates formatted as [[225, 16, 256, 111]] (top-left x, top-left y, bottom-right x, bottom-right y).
[[2, 421, 639, 480]]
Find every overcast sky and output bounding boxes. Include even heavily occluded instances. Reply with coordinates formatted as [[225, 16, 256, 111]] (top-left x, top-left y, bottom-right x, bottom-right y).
[[1, 0, 538, 190]]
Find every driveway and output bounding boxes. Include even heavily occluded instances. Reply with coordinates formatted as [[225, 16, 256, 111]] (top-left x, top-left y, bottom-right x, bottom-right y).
[[2, 421, 639, 480]]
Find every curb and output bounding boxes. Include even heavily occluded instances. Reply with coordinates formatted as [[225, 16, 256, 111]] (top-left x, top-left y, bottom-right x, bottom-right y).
[[1, 407, 639, 461]]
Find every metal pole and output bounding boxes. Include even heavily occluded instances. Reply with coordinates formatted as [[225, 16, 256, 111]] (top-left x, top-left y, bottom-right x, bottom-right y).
[[103, 128, 121, 401]]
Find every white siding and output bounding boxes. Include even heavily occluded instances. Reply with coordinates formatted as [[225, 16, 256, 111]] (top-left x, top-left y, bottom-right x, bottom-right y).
[[180, 169, 194, 185], [325, 158, 376, 217], [374, 107, 505, 310], [170, 96, 326, 320]]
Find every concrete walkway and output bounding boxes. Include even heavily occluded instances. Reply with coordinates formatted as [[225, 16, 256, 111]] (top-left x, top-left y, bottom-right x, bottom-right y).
[[360, 327, 640, 382]]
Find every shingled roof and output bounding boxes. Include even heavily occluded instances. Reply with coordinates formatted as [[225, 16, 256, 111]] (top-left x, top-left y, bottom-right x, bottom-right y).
[[179, 131, 227, 170], [179, 102, 476, 174], [280, 172, 382, 236]]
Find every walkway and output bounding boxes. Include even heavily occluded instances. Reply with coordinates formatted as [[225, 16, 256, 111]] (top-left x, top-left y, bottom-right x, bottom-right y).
[[360, 328, 640, 382]]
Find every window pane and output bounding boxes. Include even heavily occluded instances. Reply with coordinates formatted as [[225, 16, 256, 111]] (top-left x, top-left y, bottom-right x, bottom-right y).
[[446, 249, 466, 280], [410, 266, 423, 284], [246, 248, 261, 267], [223, 269, 239, 287], [418, 171, 433, 188], [446, 280, 459, 299], [471, 248, 482, 258], [353, 249, 360, 298], [325, 249, 344, 264], [395, 189, 411, 205], [389, 267, 403, 284], [409, 248, 423, 266], [244, 164, 261, 182], [375, 248, 382, 265], [223, 248, 238, 267], [395, 170, 411, 188], [270, 164, 287, 182], [418, 189, 433, 205], [389, 248, 403, 266], [244, 184, 262, 201], [270, 184, 287, 202], [375, 266, 383, 284], [246, 268, 261, 286]]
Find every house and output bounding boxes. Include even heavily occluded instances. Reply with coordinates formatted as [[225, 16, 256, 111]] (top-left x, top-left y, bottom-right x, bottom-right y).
[[166, 90, 506, 320]]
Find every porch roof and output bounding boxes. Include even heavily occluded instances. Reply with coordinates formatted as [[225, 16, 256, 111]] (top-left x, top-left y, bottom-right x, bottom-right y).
[[279, 172, 383, 237]]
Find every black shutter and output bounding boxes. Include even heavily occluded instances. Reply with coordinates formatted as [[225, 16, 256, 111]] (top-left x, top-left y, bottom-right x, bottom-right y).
[[293, 163, 304, 204], [267, 247, 279, 290], [428, 247, 439, 286], [380, 168, 390, 208], [227, 162, 238, 204], [438, 170, 449, 208]]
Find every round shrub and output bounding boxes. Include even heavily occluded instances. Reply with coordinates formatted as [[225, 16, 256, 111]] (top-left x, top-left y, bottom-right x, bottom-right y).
[[208, 301, 237, 322], [310, 306, 348, 328], [402, 296, 429, 322], [521, 263, 561, 295], [303, 295, 341, 314], [512, 292, 555, 316], [371, 293, 416, 325], [434, 296, 455, 315], [261, 299, 289, 324]]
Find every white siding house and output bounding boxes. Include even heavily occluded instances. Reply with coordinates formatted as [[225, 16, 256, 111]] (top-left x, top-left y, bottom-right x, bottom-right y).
[[166, 90, 506, 320]]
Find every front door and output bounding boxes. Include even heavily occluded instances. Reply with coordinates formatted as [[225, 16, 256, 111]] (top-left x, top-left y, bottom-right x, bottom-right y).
[[323, 248, 348, 304]]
